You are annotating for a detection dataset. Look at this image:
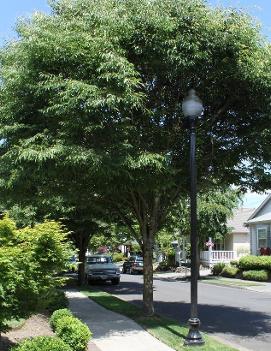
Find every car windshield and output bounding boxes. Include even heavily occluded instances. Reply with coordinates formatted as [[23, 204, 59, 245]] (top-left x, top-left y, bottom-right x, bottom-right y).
[[86, 256, 112, 264], [135, 257, 143, 261]]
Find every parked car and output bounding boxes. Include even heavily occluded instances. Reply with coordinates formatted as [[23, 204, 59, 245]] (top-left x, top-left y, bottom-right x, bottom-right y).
[[122, 256, 144, 274], [85, 255, 120, 285]]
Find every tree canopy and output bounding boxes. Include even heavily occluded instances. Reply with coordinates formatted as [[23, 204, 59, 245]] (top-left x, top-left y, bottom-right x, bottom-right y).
[[0, 0, 271, 315]]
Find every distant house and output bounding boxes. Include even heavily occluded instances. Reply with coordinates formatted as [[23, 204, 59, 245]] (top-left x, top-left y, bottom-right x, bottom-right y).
[[246, 194, 271, 256], [225, 207, 255, 257]]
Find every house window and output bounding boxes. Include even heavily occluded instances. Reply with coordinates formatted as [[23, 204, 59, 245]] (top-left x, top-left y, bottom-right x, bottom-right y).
[[257, 228, 268, 249]]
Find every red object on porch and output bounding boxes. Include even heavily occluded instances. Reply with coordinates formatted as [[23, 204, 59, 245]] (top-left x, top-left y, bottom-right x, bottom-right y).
[[260, 247, 271, 255]]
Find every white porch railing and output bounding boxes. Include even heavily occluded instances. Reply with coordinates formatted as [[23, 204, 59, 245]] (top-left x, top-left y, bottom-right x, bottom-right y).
[[200, 250, 237, 267]]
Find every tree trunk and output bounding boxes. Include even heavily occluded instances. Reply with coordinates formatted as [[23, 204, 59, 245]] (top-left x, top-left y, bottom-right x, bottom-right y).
[[142, 225, 155, 316], [77, 232, 90, 286]]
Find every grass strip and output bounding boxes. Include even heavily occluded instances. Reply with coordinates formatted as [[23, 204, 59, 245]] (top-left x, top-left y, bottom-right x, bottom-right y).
[[200, 277, 261, 288], [81, 288, 237, 351]]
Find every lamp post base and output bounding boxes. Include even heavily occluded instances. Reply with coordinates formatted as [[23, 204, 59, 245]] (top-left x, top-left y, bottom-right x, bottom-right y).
[[184, 318, 204, 346]]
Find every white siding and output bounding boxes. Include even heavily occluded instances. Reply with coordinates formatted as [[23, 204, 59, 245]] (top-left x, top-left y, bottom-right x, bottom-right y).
[[224, 234, 233, 251], [232, 233, 250, 257]]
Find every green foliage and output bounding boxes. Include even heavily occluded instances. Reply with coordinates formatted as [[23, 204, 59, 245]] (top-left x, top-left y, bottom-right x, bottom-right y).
[[238, 255, 271, 271], [55, 316, 92, 351], [156, 261, 171, 272], [1, 0, 271, 314], [11, 336, 72, 351], [50, 308, 73, 330], [221, 265, 239, 278], [0, 217, 74, 333], [0, 214, 16, 245], [112, 252, 125, 262], [242, 270, 269, 282], [45, 290, 69, 312], [164, 188, 240, 247], [230, 260, 238, 267], [212, 262, 226, 276], [156, 230, 175, 257]]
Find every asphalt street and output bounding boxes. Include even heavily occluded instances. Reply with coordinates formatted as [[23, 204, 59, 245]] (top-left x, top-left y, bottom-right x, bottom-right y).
[[97, 274, 271, 351]]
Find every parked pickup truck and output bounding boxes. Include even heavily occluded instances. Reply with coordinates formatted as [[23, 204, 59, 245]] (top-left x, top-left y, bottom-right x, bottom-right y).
[[85, 255, 120, 285]]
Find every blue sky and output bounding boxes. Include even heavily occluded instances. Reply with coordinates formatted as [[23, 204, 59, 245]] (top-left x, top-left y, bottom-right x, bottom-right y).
[[0, 0, 270, 45], [0, 0, 269, 208]]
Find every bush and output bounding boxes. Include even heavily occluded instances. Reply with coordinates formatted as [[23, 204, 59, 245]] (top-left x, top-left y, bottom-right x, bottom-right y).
[[239, 255, 271, 271], [230, 260, 238, 267], [12, 336, 72, 351], [211, 262, 226, 276], [221, 265, 239, 278], [55, 316, 92, 351], [47, 290, 69, 312], [112, 252, 125, 262], [0, 217, 74, 334], [50, 308, 73, 330], [155, 261, 170, 272], [242, 270, 269, 281], [38, 289, 68, 313]]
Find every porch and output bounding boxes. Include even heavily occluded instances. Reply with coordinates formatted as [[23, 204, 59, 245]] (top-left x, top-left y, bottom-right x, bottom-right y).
[[200, 250, 237, 267]]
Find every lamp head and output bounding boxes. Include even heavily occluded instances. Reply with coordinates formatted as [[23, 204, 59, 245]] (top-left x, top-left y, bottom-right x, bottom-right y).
[[182, 89, 203, 119]]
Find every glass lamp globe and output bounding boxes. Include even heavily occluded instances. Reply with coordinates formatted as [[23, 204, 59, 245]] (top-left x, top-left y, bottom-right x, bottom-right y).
[[182, 89, 203, 119]]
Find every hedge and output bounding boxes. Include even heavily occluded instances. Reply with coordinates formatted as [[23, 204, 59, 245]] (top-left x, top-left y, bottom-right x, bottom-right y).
[[238, 255, 271, 271], [55, 315, 92, 351], [211, 262, 226, 276], [242, 270, 269, 282], [50, 308, 73, 330], [12, 336, 72, 351], [220, 265, 239, 278]]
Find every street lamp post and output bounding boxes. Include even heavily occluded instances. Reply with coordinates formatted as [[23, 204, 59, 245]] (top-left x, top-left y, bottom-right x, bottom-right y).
[[182, 89, 204, 346]]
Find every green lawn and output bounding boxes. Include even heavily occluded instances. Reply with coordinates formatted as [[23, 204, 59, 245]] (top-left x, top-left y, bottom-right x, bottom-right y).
[[81, 288, 237, 351], [200, 277, 262, 288]]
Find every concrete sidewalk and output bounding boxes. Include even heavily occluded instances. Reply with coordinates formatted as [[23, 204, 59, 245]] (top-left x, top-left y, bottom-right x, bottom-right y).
[[66, 290, 175, 351]]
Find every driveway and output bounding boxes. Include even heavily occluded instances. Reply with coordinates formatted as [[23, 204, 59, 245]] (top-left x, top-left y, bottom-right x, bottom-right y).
[[98, 274, 271, 351]]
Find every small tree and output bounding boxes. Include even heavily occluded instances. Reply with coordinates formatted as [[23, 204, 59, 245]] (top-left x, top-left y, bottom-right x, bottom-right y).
[[0, 216, 73, 334]]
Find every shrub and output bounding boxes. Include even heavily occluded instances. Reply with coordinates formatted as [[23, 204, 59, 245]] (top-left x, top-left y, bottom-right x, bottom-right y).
[[242, 270, 269, 281], [38, 289, 68, 313], [239, 255, 271, 271], [0, 217, 74, 334], [221, 265, 239, 278], [55, 316, 92, 351], [211, 262, 226, 276], [112, 252, 125, 262], [47, 290, 68, 312], [155, 261, 170, 272], [12, 336, 72, 351], [230, 260, 238, 267], [50, 308, 73, 330]]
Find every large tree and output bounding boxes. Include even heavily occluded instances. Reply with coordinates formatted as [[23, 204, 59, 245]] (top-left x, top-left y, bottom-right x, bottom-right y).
[[0, 0, 271, 315]]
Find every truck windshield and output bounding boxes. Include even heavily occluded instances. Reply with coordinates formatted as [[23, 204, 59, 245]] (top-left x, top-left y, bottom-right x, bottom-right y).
[[86, 256, 112, 264]]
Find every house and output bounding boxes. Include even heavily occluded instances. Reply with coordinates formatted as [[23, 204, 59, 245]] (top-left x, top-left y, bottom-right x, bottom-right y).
[[225, 207, 255, 257], [199, 207, 255, 266], [246, 194, 271, 256]]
